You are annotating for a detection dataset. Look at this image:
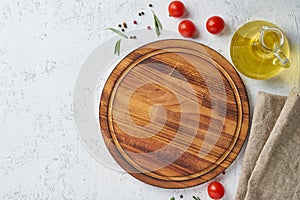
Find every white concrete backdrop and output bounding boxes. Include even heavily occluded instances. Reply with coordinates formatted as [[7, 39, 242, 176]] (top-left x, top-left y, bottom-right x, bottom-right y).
[[0, 0, 299, 199]]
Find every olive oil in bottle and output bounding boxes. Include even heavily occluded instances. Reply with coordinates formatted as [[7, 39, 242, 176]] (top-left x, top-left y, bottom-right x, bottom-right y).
[[230, 21, 290, 80]]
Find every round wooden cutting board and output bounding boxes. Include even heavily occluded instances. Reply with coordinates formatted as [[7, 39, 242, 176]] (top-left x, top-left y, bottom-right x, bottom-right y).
[[99, 39, 249, 188]]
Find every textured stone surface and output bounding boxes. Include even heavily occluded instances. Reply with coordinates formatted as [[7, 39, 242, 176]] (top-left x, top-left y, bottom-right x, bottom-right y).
[[0, 0, 299, 199]]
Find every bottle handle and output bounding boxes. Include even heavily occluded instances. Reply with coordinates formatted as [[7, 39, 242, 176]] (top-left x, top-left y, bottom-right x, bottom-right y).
[[274, 49, 290, 68], [260, 26, 290, 67]]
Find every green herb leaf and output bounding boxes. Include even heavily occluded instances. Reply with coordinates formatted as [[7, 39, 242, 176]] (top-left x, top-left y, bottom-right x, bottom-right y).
[[106, 28, 128, 39], [154, 20, 160, 36], [192, 196, 201, 200], [154, 14, 162, 29], [114, 39, 121, 55], [170, 197, 175, 200], [152, 10, 163, 36]]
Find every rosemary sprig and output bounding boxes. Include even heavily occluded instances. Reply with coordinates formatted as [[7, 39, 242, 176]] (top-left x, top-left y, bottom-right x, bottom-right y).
[[106, 27, 127, 56], [192, 196, 201, 200], [114, 39, 121, 55], [106, 27, 128, 39], [152, 10, 163, 36]]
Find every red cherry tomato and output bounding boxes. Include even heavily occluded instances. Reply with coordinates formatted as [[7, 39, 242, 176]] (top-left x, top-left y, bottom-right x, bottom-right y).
[[178, 20, 196, 38], [168, 1, 185, 18], [207, 181, 225, 199], [206, 16, 225, 34]]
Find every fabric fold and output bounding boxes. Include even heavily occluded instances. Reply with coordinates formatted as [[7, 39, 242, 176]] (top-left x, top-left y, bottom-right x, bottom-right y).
[[236, 91, 300, 200]]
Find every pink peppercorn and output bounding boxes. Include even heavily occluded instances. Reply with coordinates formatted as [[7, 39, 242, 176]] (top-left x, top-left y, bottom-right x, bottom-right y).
[[133, 20, 137, 25], [147, 25, 151, 30]]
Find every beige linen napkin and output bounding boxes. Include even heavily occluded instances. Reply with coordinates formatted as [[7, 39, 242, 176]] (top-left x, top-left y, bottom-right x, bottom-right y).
[[236, 91, 300, 200]]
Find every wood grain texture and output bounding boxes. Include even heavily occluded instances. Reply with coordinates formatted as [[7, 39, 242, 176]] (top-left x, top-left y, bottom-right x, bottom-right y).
[[99, 39, 250, 188]]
